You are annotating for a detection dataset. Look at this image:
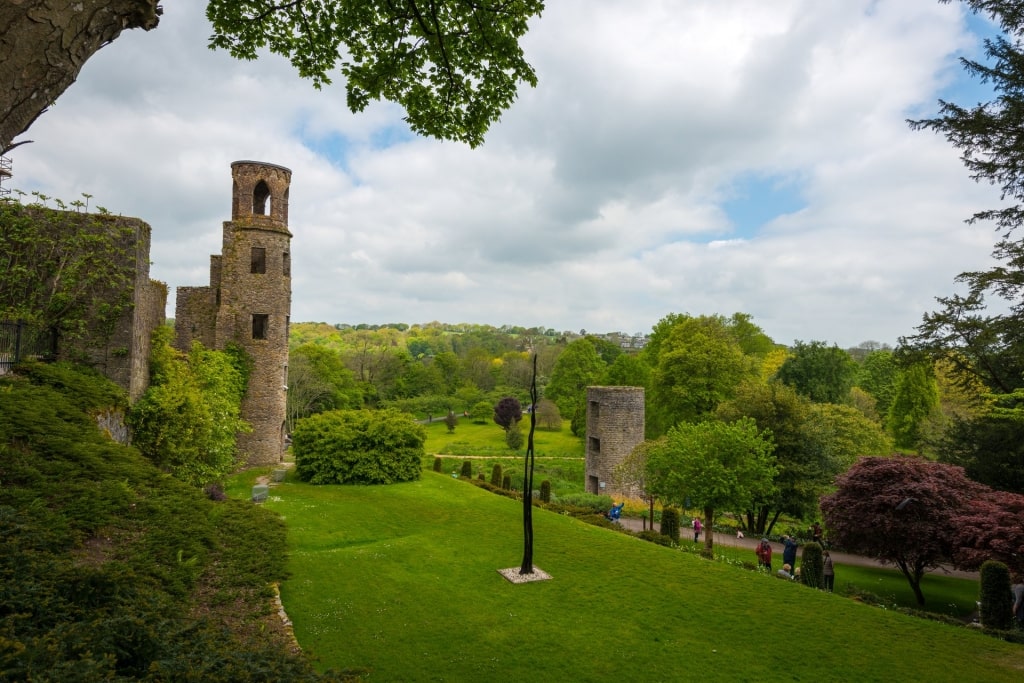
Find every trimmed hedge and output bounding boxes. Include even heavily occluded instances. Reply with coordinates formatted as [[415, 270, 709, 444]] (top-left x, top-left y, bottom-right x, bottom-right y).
[[293, 408, 426, 485], [660, 507, 680, 541], [801, 543, 824, 589], [980, 560, 1013, 630]]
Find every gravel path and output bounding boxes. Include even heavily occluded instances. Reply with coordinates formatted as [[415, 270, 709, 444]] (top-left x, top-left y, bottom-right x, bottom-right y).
[[615, 517, 979, 580]]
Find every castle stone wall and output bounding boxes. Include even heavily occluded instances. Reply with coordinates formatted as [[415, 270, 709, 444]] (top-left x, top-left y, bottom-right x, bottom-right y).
[[585, 386, 645, 496], [128, 278, 168, 402], [52, 215, 165, 401], [174, 286, 217, 351]]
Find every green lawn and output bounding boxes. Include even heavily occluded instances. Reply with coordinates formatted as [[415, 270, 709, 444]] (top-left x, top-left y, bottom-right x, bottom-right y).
[[234, 469, 1022, 682], [671, 540, 979, 619], [423, 417, 584, 459], [422, 418, 585, 497]]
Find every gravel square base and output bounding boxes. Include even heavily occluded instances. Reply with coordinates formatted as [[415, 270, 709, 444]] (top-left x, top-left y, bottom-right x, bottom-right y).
[[497, 566, 552, 584]]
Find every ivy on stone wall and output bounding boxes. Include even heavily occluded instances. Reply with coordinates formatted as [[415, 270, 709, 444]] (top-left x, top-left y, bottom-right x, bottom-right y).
[[0, 192, 137, 343]]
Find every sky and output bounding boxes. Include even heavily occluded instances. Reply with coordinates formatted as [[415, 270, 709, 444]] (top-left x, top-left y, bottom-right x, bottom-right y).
[[6, 1, 1011, 349]]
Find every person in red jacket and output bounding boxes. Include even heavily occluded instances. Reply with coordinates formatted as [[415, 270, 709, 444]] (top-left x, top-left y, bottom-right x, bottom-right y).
[[755, 538, 773, 571]]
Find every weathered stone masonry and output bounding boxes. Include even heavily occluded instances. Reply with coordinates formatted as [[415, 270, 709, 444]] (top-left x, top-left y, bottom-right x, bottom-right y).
[[585, 386, 645, 497], [51, 214, 166, 403], [175, 161, 292, 466]]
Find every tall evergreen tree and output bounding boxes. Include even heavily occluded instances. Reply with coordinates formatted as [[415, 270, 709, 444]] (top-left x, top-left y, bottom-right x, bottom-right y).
[[905, 1, 1024, 486], [887, 364, 940, 451]]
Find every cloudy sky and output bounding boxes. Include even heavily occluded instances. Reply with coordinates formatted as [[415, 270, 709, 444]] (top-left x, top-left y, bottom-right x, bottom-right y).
[[9, 1, 1009, 348]]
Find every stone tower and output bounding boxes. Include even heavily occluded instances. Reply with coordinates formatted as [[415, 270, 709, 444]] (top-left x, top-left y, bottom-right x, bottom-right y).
[[585, 386, 645, 496], [175, 161, 292, 466]]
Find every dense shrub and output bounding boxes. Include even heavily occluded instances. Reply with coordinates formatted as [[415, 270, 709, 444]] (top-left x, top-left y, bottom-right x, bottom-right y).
[[490, 464, 503, 486], [660, 507, 680, 540], [505, 423, 524, 450], [478, 473, 485, 481], [540, 480, 551, 503], [0, 364, 338, 680], [502, 474, 512, 490], [980, 560, 1013, 630], [293, 408, 426, 485], [129, 327, 251, 486], [470, 400, 492, 424], [557, 493, 614, 513], [433, 457, 443, 472], [444, 411, 458, 433], [461, 460, 473, 478], [801, 543, 824, 589], [637, 530, 676, 547]]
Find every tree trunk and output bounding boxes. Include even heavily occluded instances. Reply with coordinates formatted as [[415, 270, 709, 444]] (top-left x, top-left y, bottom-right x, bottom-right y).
[[0, 0, 162, 154], [895, 558, 927, 606], [703, 505, 715, 556], [745, 506, 772, 535]]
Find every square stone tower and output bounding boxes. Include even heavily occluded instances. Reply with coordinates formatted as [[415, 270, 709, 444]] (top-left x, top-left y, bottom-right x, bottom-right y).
[[175, 161, 292, 466]]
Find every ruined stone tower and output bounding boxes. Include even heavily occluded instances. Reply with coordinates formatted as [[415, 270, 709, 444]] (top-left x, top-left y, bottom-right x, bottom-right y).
[[585, 386, 645, 496], [175, 161, 292, 466]]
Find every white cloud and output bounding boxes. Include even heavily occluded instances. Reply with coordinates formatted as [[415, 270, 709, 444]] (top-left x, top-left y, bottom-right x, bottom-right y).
[[7, 0, 1007, 348]]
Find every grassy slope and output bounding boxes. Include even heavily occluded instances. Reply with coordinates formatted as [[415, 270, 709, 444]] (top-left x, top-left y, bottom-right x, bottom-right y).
[[242, 470, 1022, 682]]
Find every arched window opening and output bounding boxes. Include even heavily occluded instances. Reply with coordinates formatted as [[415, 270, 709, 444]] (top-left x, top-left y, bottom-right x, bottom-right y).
[[253, 180, 271, 215]]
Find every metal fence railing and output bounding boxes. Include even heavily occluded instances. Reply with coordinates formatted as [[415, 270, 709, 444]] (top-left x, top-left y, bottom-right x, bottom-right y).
[[0, 320, 58, 374]]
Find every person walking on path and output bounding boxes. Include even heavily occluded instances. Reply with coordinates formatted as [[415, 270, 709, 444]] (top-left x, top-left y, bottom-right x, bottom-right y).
[[823, 550, 835, 592], [756, 538, 773, 571], [692, 517, 702, 543], [1012, 573, 1024, 628], [782, 535, 798, 571]]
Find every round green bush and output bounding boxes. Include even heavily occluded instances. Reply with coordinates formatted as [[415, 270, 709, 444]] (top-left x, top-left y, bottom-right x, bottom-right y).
[[980, 560, 1013, 630], [292, 408, 426, 485], [470, 400, 492, 424], [660, 507, 680, 540]]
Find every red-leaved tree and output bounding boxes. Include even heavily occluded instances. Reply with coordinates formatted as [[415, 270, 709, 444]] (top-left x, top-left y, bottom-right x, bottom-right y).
[[493, 397, 523, 432], [951, 489, 1024, 577], [820, 455, 983, 606]]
